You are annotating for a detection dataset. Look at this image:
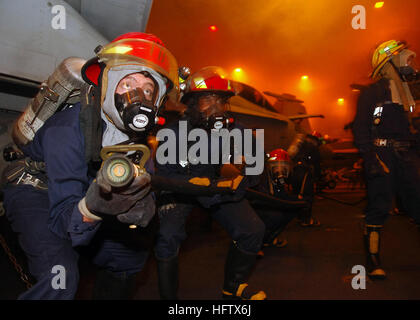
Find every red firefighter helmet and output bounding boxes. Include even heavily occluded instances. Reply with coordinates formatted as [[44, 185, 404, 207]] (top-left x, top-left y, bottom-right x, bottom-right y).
[[267, 148, 291, 179], [81, 32, 179, 107], [181, 66, 235, 103], [268, 148, 290, 162], [311, 130, 322, 139]]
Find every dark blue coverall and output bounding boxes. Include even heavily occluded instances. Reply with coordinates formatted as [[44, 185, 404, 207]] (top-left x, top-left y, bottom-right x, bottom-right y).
[[251, 168, 302, 245], [353, 79, 420, 226], [154, 120, 265, 261], [3, 103, 150, 299]]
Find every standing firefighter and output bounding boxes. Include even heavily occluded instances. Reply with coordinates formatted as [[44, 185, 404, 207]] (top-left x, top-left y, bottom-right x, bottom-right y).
[[1, 32, 179, 299], [353, 40, 420, 279], [154, 66, 266, 300]]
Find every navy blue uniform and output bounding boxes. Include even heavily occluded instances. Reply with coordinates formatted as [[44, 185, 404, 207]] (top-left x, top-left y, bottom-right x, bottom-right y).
[[154, 120, 265, 260], [3, 103, 150, 299], [249, 165, 309, 246], [353, 79, 420, 225]]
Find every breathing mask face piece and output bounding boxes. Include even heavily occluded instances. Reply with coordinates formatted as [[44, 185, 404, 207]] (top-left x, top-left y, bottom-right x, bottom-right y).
[[197, 93, 231, 130], [114, 87, 157, 134], [267, 160, 290, 192], [394, 49, 419, 81], [269, 161, 290, 182]]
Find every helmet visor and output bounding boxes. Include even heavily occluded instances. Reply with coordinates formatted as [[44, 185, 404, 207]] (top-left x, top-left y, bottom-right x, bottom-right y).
[[197, 93, 230, 118], [98, 38, 179, 95], [268, 160, 290, 179]]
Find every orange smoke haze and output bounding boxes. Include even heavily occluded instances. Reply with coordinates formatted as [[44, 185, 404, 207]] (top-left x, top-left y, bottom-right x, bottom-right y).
[[147, 0, 420, 138]]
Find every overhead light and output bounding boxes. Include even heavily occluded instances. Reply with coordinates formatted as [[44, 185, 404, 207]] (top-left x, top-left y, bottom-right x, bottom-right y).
[[231, 68, 247, 82], [209, 25, 217, 32], [337, 98, 345, 105], [375, 2, 384, 8], [299, 75, 311, 92]]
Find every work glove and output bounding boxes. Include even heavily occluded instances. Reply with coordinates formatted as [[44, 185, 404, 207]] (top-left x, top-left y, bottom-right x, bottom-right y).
[[197, 175, 249, 208], [217, 162, 261, 198], [116, 192, 156, 227], [78, 167, 152, 224], [188, 177, 211, 186]]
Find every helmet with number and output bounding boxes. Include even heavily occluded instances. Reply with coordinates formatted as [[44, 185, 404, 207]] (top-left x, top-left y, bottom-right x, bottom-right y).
[[181, 66, 235, 130], [267, 148, 291, 180], [371, 40, 407, 80], [182, 66, 235, 101], [81, 32, 179, 133]]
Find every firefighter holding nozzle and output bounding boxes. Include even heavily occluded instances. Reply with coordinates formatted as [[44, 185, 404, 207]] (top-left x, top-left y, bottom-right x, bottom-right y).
[[352, 40, 420, 279], [1, 33, 179, 299]]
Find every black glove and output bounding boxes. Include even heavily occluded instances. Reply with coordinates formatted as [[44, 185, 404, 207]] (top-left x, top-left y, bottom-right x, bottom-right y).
[[196, 175, 251, 207], [83, 168, 151, 217], [363, 152, 386, 178], [116, 192, 156, 227]]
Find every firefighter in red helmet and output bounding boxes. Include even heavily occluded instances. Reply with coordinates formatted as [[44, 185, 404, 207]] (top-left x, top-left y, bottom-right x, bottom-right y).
[[181, 66, 235, 130], [154, 66, 267, 300], [251, 148, 309, 255], [2, 32, 178, 299], [266, 148, 291, 195]]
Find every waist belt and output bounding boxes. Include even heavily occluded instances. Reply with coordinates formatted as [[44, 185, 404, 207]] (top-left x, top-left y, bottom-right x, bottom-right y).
[[2, 158, 48, 190], [14, 171, 48, 189], [373, 139, 411, 149]]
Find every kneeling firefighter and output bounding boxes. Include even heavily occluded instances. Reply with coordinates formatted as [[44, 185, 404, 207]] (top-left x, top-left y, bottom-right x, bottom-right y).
[[154, 66, 267, 300], [1, 32, 179, 299], [251, 148, 308, 254], [353, 40, 420, 279]]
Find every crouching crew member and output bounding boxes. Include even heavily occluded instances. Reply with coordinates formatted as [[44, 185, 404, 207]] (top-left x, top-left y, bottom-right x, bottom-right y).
[[154, 66, 266, 300]]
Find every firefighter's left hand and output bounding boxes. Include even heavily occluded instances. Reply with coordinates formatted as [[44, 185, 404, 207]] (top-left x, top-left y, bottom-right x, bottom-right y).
[[116, 192, 156, 227], [217, 175, 244, 190]]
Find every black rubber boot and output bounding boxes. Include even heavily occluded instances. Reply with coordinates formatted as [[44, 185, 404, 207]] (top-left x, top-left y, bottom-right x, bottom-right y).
[[364, 225, 386, 279], [222, 242, 266, 300], [92, 269, 137, 300], [156, 255, 179, 300]]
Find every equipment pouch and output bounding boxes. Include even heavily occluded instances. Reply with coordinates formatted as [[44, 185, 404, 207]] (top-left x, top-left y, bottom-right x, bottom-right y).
[[1, 158, 48, 190]]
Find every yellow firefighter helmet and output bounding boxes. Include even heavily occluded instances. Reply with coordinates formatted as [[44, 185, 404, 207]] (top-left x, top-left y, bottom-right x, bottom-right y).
[[371, 40, 407, 79]]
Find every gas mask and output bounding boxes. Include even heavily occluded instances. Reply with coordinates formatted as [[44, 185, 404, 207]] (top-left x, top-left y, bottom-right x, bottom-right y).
[[195, 93, 233, 131], [114, 87, 157, 134], [394, 49, 419, 81], [269, 161, 289, 181], [206, 114, 233, 131], [382, 49, 418, 112], [399, 66, 418, 81], [267, 160, 290, 193]]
